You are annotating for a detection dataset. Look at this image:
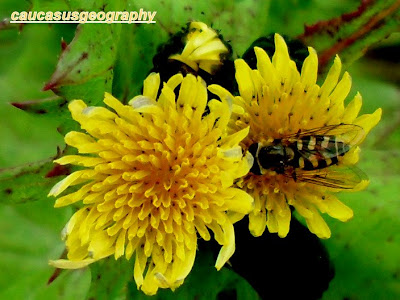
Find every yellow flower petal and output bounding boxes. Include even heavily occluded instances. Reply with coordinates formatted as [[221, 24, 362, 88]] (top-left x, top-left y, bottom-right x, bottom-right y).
[[169, 21, 229, 74], [274, 202, 291, 238], [215, 220, 235, 270], [55, 155, 104, 167], [68, 100, 87, 122], [323, 195, 354, 222], [272, 33, 292, 81], [234, 59, 255, 101], [49, 72, 252, 295], [300, 47, 318, 88], [224, 188, 254, 214], [49, 170, 89, 197], [230, 34, 381, 239], [49, 258, 95, 269], [330, 71, 352, 107], [354, 108, 382, 138], [320, 55, 342, 98], [143, 72, 160, 100], [305, 208, 331, 239], [248, 211, 267, 237], [64, 131, 95, 147], [341, 92, 362, 124], [254, 46, 278, 90]]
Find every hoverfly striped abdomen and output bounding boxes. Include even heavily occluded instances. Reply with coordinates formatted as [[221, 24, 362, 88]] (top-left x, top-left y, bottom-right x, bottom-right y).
[[292, 135, 350, 171]]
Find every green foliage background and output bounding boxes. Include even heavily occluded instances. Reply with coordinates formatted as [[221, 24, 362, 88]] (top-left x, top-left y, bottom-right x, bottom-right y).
[[0, 0, 399, 299]]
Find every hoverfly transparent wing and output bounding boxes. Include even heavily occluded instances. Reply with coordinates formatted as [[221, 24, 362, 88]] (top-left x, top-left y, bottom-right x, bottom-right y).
[[293, 165, 369, 190], [291, 124, 365, 145], [288, 124, 365, 160]]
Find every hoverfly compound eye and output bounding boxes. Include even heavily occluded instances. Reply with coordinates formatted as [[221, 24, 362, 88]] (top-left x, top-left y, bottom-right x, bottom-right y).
[[248, 143, 259, 157]]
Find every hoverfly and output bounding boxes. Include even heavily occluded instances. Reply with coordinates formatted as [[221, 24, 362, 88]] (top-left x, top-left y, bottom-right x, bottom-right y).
[[248, 124, 368, 189]]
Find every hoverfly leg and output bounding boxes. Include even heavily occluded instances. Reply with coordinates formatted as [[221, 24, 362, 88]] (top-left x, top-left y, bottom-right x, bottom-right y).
[[287, 167, 297, 182], [293, 170, 297, 181], [283, 166, 297, 182], [295, 128, 302, 138]]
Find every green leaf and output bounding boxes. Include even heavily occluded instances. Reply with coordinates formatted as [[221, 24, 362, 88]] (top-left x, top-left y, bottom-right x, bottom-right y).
[[265, 0, 358, 37], [298, 0, 400, 70], [112, 24, 165, 102], [43, 0, 125, 98], [44, 24, 120, 105], [0, 104, 65, 168], [87, 258, 134, 300], [54, 68, 114, 107], [319, 56, 400, 299], [321, 149, 400, 299], [11, 96, 68, 117], [0, 200, 90, 300], [0, 0, 30, 20], [30, 0, 69, 11], [9, 96, 81, 135], [0, 24, 75, 103], [10, 3, 124, 129], [0, 153, 69, 205], [30, 0, 122, 11], [66, 0, 122, 11]]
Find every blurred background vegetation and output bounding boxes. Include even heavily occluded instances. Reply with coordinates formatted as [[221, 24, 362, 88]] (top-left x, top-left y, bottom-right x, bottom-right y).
[[0, 0, 399, 299]]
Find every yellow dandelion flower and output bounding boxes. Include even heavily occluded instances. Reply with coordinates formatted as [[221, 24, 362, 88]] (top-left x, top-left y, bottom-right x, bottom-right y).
[[229, 34, 382, 239], [48, 73, 254, 295], [169, 21, 230, 74]]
